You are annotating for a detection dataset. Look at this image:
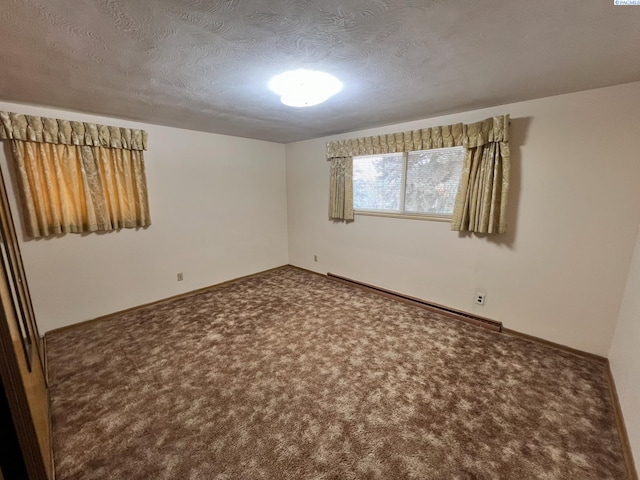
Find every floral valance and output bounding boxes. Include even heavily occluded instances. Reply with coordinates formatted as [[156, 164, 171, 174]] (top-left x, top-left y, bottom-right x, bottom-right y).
[[326, 115, 509, 159], [0, 111, 147, 151]]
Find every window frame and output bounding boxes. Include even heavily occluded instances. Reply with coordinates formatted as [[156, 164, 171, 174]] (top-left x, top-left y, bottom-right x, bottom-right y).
[[352, 146, 464, 221]]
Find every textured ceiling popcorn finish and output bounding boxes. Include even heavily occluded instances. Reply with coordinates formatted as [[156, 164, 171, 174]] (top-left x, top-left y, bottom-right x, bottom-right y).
[[0, 1, 639, 143]]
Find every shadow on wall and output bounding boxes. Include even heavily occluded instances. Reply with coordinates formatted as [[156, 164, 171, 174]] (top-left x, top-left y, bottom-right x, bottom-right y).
[[456, 116, 531, 249]]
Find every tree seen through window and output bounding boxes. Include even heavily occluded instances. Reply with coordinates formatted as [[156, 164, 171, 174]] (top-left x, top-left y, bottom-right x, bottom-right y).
[[353, 147, 464, 217]]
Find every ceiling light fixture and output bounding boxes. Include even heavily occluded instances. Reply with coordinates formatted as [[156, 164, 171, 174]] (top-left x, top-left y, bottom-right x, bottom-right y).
[[268, 69, 343, 107]]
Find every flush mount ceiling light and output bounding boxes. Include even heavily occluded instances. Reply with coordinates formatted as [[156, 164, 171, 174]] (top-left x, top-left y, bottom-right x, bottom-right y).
[[268, 69, 343, 107]]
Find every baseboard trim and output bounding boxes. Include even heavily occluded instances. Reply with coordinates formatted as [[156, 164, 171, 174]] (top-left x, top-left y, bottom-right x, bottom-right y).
[[41, 336, 48, 386], [605, 361, 638, 480], [322, 271, 608, 363], [46, 265, 290, 337], [38, 336, 48, 386], [326, 272, 502, 332], [42, 335, 55, 479], [501, 328, 607, 363], [286, 264, 327, 278]]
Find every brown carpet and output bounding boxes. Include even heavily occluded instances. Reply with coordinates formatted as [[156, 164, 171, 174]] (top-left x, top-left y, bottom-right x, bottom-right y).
[[46, 266, 629, 479]]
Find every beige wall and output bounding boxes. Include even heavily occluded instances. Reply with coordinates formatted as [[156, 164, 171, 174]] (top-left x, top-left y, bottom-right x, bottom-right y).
[[610, 224, 640, 468], [286, 81, 640, 357], [0, 101, 289, 333]]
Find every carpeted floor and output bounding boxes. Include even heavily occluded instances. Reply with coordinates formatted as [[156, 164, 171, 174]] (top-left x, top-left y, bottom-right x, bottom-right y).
[[46, 266, 629, 479]]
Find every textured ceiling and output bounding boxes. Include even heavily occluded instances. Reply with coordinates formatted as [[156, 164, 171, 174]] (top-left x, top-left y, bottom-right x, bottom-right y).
[[0, 1, 639, 143]]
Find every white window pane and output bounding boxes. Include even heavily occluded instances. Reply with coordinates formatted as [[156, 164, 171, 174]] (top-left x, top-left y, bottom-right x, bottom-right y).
[[404, 147, 464, 215], [353, 154, 403, 211]]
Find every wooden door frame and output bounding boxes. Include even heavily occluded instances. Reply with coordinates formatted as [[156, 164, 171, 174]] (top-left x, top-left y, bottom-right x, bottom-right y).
[[0, 150, 44, 376], [0, 146, 52, 479], [0, 307, 50, 480]]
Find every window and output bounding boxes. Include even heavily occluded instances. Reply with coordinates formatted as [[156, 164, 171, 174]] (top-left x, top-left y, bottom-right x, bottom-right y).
[[353, 146, 465, 218]]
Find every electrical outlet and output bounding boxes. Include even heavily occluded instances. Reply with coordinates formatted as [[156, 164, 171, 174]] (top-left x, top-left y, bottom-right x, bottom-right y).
[[475, 292, 486, 306], [314, 255, 318, 262], [177, 272, 184, 281]]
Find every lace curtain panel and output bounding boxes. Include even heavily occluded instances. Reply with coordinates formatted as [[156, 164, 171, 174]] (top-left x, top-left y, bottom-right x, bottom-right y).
[[0, 112, 151, 238], [326, 115, 510, 233]]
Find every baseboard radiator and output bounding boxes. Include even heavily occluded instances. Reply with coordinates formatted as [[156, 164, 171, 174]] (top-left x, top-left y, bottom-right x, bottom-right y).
[[327, 273, 502, 332]]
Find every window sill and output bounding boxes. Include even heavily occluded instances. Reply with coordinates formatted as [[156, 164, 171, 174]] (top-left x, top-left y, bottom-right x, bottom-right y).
[[354, 210, 452, 223]]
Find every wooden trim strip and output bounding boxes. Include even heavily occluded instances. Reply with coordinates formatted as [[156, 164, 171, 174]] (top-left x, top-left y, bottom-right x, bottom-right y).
[[605, 361, 638, 480], [326, 272, 502, 332], [39, 336, 48, 386], [323, 271, 610, 363], [501, 328, 607, 363], [0, 160, 44, 372], [42, 335, 55, 479], [285, 264, 327, 279], [0, 313, 48, 479], [46, 265, 289, 336]]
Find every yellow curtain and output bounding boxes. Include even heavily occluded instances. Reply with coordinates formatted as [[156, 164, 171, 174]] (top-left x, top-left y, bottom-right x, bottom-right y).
[[328, 157, 353, 221], [451, 115, 510, 234], [0, 111, 151, 238]]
